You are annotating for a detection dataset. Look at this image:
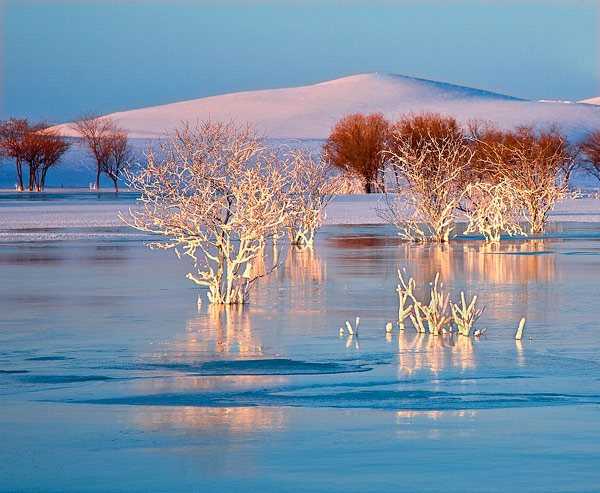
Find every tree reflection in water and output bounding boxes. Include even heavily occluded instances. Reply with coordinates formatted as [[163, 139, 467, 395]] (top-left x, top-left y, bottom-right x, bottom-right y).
[[397, 331, 475, 376], [397, 239, 556, 319], [186, 304, 264, 356], [133, 405, 286, 436]]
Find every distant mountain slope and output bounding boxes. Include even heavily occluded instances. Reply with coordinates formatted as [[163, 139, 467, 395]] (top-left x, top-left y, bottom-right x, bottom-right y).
[[56, 73, 600, 140], [580, 96, 600, 106]]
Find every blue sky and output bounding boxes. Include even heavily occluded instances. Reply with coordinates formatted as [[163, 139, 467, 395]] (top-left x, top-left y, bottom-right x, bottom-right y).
[[2, 0, 599, 123]]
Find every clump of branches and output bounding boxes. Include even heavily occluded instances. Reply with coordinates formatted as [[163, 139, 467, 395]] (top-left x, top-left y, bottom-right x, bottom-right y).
[[337, 171, 366, 194], [396, 268, 414, 331], [471, 125, 575, 234], [121, 121, 290, 305], [284, 147, 343, 248], [397, 270, 484, 337], [451, 292, 485, 336], [0, 119, 70, 191], [407, 272, 453, 336], [579, 130, 600, 183], [72, 112, 133, 191], [381, 113, 472, 242], [463, 180, 526, 243], [324, 112, 389, 193]]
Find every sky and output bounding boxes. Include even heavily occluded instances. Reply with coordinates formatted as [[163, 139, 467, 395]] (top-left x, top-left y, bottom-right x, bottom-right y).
[[1, 0, 599, 124]]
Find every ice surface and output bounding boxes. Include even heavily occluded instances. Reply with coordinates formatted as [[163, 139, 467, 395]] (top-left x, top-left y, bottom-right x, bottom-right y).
[[1, 193, 600, 491]]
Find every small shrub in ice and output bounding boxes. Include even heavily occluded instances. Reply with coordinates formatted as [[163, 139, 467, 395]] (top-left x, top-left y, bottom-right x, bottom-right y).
[[396, 270, 484, 337], [450, 292, 485, 336]]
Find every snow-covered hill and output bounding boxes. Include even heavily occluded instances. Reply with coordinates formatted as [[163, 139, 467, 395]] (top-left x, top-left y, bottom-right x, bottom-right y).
[[55, 73, 600, 140], [580, 96, 600, 106]]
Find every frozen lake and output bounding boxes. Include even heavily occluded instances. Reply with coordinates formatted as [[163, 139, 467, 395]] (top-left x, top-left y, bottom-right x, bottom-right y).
[[1, 192, 600, 491]]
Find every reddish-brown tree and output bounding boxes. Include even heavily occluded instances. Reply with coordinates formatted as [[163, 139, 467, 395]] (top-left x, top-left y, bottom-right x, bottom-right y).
[[324, 112, 389, 193], [0, 119, 29, 190], [0, 120, 70, 191], [72, 112, 131, 190], [103, 131, 132, 191], [579, 130, 600, 182], [36, 129, 71, 191]]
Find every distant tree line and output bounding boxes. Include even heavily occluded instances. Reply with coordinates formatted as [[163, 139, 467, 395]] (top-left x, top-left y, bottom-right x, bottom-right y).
[[0, 113, 132, 191], [325, 111, 600, 241]]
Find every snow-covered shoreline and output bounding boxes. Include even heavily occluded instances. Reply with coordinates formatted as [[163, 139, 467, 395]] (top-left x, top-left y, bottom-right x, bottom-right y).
[[1, 192, 600, 238]]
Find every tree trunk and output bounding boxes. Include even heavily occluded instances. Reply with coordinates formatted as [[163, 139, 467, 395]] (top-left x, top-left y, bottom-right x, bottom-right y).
[[40, 168, 48, 191], [16, 158, 23, 191], [96, 166, 101, 190]]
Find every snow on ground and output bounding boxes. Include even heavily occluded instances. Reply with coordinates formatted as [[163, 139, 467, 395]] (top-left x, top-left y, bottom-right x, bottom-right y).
[[2, 189, 600, 241], [53, 73, 600, 141], [324, 193, 600, 225]]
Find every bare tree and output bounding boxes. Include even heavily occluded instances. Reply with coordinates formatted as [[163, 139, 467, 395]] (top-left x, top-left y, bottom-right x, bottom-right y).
[[0, 119, 29, 190], [579, 130, 600, 182], [381, 113, 472, 242], [121, 121, 291, 305], [36, 128, 71, 191], [284, 148, 343, 247], [103, 131, 132, 191], [474, 126, 575, 234], [324, 112, 389, 193], [72, 112, 130, 190], [1, 120, 70, 191]]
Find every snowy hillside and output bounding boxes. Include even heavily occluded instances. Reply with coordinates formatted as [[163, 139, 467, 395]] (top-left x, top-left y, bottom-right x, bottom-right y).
[[580, 96, 600, 106], [55, 73, 600, 140]]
